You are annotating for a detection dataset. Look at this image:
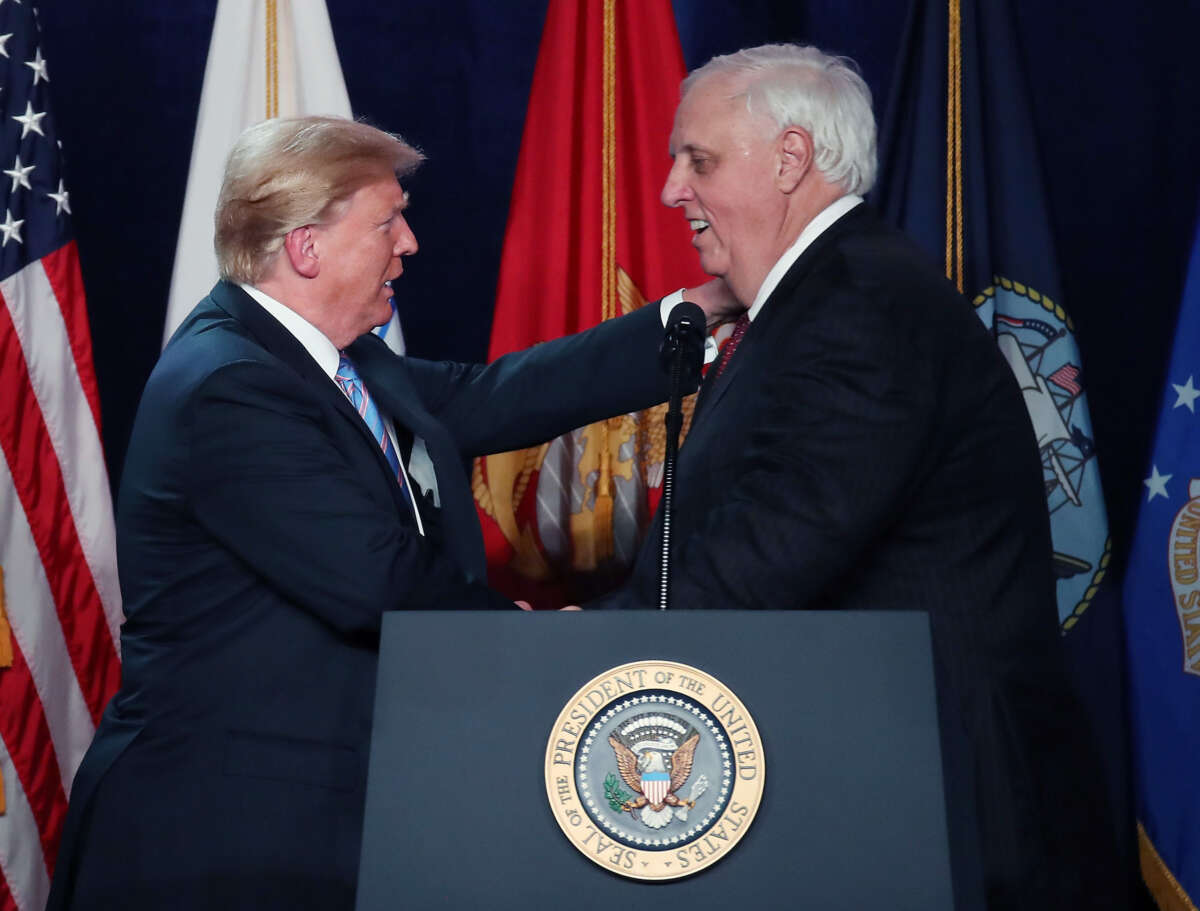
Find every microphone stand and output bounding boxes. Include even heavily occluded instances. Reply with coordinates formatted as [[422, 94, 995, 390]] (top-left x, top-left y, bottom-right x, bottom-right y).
[[658, 304, 704, 610]]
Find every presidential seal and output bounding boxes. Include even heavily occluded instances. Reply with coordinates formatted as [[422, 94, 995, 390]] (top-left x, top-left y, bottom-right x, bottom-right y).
[[544, 661, 763, 880]]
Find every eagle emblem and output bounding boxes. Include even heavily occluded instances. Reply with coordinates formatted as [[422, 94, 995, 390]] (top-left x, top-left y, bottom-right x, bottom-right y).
[[546, 665, 764, 880], [607, 715, 708, 829]]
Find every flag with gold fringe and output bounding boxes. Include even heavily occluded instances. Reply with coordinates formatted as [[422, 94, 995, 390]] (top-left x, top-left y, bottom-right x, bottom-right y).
[[875, 0, 1130, 886], [1123, 204, 1200, 911], [472, 0, 706, 607]]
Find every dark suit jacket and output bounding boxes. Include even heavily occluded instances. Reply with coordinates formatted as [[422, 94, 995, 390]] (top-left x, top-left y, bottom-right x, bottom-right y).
[[593, 206, 1117, 909], [48, 281, 673, 910]]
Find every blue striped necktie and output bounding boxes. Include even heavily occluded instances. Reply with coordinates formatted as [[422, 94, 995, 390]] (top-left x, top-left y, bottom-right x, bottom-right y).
[[334, 354, 414, 509]]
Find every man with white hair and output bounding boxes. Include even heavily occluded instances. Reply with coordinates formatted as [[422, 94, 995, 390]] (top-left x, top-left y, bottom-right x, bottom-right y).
[[592, 45, 1119, 908]]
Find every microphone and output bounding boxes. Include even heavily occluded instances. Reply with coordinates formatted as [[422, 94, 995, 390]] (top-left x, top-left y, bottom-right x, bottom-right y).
[[659, 301, 706, 387], [656, 300, 706, 611]]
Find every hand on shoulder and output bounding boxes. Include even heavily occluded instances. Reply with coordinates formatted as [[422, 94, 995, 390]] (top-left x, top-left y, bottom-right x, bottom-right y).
[[683, 278, 745, 329]]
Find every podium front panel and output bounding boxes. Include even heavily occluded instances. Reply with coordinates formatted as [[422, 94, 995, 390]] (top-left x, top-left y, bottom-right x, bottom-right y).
[[357, 610, 966, 910]]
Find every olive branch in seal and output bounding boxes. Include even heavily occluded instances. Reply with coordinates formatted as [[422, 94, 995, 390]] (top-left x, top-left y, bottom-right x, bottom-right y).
[[604, 772, 631, 812]]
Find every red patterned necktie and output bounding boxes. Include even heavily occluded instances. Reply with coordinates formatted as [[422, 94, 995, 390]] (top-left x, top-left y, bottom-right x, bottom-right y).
[[713, 312, 751, 378]]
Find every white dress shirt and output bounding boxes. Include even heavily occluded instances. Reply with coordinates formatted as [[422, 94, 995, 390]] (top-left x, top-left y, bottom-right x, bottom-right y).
[[658, 194, 865, 347]]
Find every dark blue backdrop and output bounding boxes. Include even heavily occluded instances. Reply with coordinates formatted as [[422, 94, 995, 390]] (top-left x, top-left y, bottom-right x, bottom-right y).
[[35, 0, 1200, 589]]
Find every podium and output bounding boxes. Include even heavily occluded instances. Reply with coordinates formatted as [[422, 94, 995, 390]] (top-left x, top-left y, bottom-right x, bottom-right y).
[[356, 611, 982, 909]]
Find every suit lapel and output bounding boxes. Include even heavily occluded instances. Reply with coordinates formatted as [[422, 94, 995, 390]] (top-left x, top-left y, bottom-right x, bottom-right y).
[[691, 205, 872, 425], [348, 334, 488, 582], [207, 282, 414, 517], [694, 319, 757, 420]]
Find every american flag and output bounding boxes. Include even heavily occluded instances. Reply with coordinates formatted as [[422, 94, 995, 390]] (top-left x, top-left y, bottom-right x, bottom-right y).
[[0, 5, 121, 910], [1047, 363, 1082, 397]]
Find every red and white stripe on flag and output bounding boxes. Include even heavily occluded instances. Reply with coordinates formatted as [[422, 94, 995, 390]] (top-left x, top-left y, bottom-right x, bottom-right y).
[[0, 251, 122, 911], [0, 5, 122, 910], [1047, 363, 1082, 396]]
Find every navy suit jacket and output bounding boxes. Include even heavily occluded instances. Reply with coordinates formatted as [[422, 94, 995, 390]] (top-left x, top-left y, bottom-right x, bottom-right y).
[[593, 206, 1118, 909], [48, 281, 673, 910]]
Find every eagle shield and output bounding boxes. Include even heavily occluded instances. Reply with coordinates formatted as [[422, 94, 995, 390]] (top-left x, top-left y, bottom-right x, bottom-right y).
[[607, 714, 704, 829]]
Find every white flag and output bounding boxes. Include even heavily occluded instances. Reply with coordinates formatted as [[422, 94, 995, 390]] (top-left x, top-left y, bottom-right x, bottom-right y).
[[163, 0, 404, 353]]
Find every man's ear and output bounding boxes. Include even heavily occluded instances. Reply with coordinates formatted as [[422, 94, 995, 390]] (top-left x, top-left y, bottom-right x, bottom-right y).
[[282, 226, 320, 278], [777, 127, 814, 193]]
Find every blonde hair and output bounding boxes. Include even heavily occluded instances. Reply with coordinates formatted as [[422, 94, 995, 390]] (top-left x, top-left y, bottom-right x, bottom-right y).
[[214, 116, 424, 283]]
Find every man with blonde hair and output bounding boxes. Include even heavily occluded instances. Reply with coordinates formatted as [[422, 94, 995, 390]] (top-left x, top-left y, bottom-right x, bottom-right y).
[[48, 115, 711, 909], [593, 44, 1120, 908]]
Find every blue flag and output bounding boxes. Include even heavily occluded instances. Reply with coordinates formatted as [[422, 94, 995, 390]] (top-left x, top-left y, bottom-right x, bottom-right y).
[[1123, 210, 1200, 910], [877, 0, 1112, 629], [874, 0, 1129, 884]]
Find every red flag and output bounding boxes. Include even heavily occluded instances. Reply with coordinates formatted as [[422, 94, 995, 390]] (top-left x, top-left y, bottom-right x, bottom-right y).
[[0, 6, 122, 908], [473, 0, 706, 606]]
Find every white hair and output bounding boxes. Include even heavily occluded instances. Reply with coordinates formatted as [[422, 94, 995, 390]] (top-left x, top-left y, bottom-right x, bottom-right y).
[[683, 44, 877, 195]]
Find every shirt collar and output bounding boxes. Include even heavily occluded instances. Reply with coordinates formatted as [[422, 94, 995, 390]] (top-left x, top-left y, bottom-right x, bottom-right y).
[[240, 283, 341, 380], [747, 194, 864, 321]]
